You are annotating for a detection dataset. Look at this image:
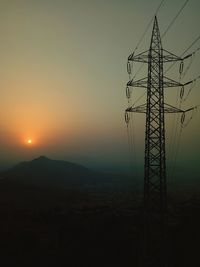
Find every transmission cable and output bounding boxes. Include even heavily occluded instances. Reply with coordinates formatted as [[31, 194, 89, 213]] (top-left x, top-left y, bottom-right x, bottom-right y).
[[130, 0, 166, 78], [169, 123, 183, 180], [129, 114, 139, 179], [128, 0, 166, 83], [133, 92, 146, 106], [165, 35, 200, 74], [182, 53, 195, 79], [168, 59, 186, 180], [126, 120, 133, 175], [182, 36, 200, 56], [133, 0, 166, 53], [126, 113, 139, 178], [183, 79, 197, 102], [168, 83, 182, 178], [162, 0, 189, 39], [169, 74, 199, 179], [126, 1, 166, 177], [170, 106, 198, 180]]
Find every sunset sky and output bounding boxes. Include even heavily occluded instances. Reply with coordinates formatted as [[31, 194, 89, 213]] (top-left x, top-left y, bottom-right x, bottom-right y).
[[0, 0, 199, 180]]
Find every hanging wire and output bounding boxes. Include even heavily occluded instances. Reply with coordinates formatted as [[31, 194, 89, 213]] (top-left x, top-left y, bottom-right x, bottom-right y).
[[183, 79, 196, 102], [125, 1, 167, 180], [181, 107, 198, 128], [126, 86, 131, 99], [125, 112, 138, 178], [182, 36, 200, 56], [133, 0, 166, 53], [181, 52, 195, 79], [169, 106, 198, 180], [127, 60, 133, 81], [167, 74, 200, 181], [168, 82, 199, 179], [125, 111, 135, 176], [167, 88, 181, 178], [133, 64, 145, 80], [126, 118, 133, 175], [126, 0, 194, 181], [168, 57, 185, 180], [161, 0, 189, 39], [165, 36, 200, 75], [169, 101, 184, 180], [169, 122, 183, 180], [181, 52, 200, 102], [133, 92, 146, 106], [127, 0, 166, 82], [129, 113, 139, 179]]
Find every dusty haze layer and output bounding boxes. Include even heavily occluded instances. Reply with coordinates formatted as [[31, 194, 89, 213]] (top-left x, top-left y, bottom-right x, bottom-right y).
[[0, 0, 199, 181]]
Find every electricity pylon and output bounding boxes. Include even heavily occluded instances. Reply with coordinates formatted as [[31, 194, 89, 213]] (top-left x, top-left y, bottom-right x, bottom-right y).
[[125, 16, 194, 267]]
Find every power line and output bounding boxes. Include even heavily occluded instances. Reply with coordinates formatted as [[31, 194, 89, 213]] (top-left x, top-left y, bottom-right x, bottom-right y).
[[182, 53, 195, 79], [132, 0, 192, 78], [162, 0, 189, 38], [133, 0, 166, 53], [125, 15, 198, 267], [165, 35, 200, 74], [170, 106, 198, 180], [128, 1, 166, 80], [181, 35, 200, 56], [133, 64, 145, 79], [183, 80, 197, 102], [133, 91, 146, 106]]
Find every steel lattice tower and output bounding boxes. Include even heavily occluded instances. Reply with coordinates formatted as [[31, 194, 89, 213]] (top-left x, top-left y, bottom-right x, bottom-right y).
[[143, 16, 167, 267], [125, 16, 194, 267]]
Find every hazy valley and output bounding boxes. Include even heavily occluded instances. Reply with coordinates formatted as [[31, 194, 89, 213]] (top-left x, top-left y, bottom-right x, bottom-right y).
[[0, 156, 199, 266]]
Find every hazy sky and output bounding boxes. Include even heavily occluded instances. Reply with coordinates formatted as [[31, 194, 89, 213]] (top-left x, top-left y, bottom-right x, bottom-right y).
[[0, 0, 199, 179]]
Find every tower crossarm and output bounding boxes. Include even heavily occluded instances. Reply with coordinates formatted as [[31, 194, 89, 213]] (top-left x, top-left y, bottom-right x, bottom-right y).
[[162, 49, 182, 62], [127, 76, 192, 88], [126, 103, 147, 113], [128, 50, 149, 63], [163, 76, 193, 88], [127, 50, 192, 64], [163, 103, 185, 113], [127, 77, 148, 88], [163, 104, 197, 117], [125, 103, 195, 114], [162, 49, 192, 63]]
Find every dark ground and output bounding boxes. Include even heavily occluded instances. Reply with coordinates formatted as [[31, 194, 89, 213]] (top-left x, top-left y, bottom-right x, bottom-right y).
[[0, 157, 199, 266], [0, 180, 200, 267]]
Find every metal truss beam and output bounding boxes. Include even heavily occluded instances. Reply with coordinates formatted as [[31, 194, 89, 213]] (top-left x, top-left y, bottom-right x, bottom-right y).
[[127, 76, 193, 88]]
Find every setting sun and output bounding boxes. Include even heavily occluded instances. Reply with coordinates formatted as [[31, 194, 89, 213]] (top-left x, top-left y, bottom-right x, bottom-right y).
[[25, 138, 34, 146]]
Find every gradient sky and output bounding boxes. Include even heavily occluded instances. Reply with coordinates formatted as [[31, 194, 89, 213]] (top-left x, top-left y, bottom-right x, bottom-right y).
[[0, 0, 199, 181]]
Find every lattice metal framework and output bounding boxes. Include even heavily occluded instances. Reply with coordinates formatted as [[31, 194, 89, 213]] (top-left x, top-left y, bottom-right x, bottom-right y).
[[125, 16, 194, 267], [143, 16, 167, 267]]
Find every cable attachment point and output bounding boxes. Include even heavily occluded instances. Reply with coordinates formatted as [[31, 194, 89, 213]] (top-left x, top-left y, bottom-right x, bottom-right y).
[[126, 86, 131, 99], [181, 112, 185, 124], [125, 111, 130, 124], [180, 86, 184, 99], [127, 60, 132, 75], [179, 60, 184, 75]]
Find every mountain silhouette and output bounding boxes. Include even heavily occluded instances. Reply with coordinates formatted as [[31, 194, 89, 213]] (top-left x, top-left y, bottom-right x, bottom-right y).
[[1, 156, 99, 188], [0, 156, 136, 209]]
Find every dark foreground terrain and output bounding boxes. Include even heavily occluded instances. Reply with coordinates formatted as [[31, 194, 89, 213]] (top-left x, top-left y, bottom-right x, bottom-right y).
[[0, 157, 199, 267]]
